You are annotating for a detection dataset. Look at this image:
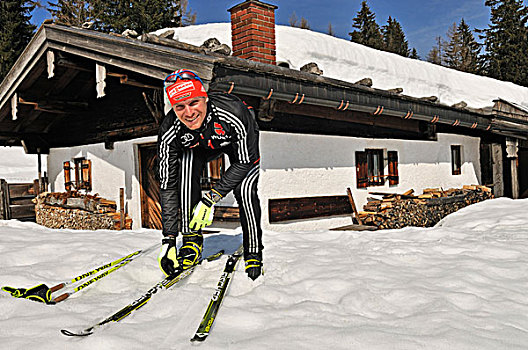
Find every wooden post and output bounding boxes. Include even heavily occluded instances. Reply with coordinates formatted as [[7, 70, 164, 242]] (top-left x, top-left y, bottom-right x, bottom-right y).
[[506, 138, 519, 199], [37, 151, 42, 194], [119, 188, 125, 230], [511, 158, 519, 199], [346, 187, 363, 225], [491, 143, 504, 197], [0, 179, 11, 220]]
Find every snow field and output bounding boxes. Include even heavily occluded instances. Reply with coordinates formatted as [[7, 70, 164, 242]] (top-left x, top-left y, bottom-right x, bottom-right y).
[[1, 198, 528, 349]]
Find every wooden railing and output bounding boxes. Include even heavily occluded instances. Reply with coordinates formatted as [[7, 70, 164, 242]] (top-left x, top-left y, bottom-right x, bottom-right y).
[[0, 179, 39, 221]]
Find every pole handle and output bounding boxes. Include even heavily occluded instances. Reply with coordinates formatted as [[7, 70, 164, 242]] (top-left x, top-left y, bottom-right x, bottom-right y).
[[51, 292, 70, 303], [50, 283, 65, 293]]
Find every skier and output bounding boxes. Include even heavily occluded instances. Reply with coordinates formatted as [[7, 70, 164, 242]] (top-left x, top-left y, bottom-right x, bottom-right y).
[[157, 69, 263, 280]]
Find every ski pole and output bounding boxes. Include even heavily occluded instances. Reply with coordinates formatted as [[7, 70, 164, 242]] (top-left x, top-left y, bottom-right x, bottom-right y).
[[51, 257, 134, 303], [49, 243, 160, 303], [2, 243, 160, 304], [49, 243, 160, 294]]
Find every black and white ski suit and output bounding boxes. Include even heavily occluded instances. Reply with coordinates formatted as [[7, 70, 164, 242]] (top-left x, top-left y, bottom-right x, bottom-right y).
[[157, 92, 263, 256]]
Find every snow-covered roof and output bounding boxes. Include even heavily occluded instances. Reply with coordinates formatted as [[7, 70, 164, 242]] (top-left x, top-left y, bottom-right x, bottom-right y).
[[153, 23, 528, 110]]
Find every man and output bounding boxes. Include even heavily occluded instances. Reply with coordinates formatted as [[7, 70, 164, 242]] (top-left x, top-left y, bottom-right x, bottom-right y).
[[157, 69, 263, 280]]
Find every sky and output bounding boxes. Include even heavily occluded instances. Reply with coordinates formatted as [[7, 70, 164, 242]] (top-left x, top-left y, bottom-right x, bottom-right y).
[[30, 0, 528, 59]]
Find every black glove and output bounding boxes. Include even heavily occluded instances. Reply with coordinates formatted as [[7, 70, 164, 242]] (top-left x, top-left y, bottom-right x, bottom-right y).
[[245, 252, 263, 281], [158, 236, 178, 276], [2, 284, 52, 304]]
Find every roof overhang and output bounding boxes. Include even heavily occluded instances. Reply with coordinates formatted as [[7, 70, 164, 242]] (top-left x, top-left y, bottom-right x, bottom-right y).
[[1, 24, 527, 153], [0, 24, 216, 151]]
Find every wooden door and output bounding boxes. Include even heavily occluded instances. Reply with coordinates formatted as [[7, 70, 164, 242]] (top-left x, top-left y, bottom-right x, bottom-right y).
[[139, 143, 162, 229]]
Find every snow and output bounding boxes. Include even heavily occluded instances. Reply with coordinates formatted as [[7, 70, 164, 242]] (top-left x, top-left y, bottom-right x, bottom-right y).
[[0, 146, 45, 183], [153, 23, 528, 110], [2, 197, 528, 349]]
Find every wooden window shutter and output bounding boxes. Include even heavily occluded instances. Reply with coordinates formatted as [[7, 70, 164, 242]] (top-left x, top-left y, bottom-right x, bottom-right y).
[[81, 159, 92, 191], [63, 161, 72, 192], [355, 151, 368, 188], [388, 151, 399, 186]]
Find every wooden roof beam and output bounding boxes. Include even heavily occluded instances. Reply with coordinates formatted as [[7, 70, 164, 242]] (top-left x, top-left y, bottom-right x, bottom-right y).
[[272, 100, 423, 134], [47, 67, 81, 96], [17, 97, 87, 114]]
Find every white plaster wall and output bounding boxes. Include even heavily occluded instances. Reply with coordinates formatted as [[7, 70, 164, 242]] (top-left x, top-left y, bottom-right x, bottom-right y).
[[48, 136, 157, 229], [47, 131, 481, 232], [47, 135, 236, 230], [259, 131, 481, 231]]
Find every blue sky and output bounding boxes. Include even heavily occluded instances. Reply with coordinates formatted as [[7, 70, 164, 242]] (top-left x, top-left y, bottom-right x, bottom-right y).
[[31, 0, 528, 58]]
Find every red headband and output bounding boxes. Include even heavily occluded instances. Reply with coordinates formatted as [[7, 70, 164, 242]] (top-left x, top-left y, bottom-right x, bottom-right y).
[[165, 73, 207, 106]]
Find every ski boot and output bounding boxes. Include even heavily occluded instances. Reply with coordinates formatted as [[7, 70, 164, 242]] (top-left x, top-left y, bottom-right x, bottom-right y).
[[244, 252, 263, 281], [177, 231, 203, 269]]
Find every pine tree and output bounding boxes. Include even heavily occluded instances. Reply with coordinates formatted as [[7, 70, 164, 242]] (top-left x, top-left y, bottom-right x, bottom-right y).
[[0, 0, 36, 80], [48, 0, 92, 27], [288, 11, 310, 29], [288, 11, 298, 27], [328, 22, 335, 36], [480, 0, 528, 86], [90, 0, 184, 34], [443, 22, 459, 64], [299, 17, 310, 29], [410, 48, 419, 59], [349, 0, 384, 50], [457, 19, 482, 73], [181, 0, 195, 26], [382, 16, 410, 57], [444, 19, 482, 74], [427, 36, 444, 65]]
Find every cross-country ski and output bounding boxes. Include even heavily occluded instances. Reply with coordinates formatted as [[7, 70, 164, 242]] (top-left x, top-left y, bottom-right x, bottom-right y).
[[60, 249, 224, 337], [191, 245, 244, 342]]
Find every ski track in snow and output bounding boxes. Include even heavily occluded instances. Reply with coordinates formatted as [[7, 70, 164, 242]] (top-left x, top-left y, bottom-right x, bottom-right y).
[[1, 198, 528, 349]]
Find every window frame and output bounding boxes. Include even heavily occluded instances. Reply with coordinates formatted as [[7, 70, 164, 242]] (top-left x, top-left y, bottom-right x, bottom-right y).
[[366, 149, 385, 186], [451, 145, 462, 175], [201, 154, 225, 190], [356, 149, 399, 188]]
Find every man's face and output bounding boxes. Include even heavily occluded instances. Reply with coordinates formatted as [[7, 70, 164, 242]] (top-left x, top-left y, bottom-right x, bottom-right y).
[[172, 97, 208, 130]]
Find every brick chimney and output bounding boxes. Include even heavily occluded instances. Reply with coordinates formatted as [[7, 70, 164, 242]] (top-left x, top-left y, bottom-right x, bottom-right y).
[[228, 0, 278, 65]]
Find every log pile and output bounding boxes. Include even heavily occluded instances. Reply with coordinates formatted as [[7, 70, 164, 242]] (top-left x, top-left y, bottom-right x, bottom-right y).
[[33, 191, 132, 230], [358, 185, 493, 229]]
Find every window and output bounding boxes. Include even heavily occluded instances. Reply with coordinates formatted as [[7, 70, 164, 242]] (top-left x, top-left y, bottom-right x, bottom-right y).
[[63, 157, 92, 192], [201, 155, 225, 190], [451, 145, 462, 175], [356, 149, 399, 188], [367, 149, 384, 186]]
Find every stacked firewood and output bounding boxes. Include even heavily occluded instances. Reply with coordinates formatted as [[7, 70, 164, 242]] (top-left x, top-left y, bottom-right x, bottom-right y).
[[358, 185, 493, 229], [33, 191, 132, 230]]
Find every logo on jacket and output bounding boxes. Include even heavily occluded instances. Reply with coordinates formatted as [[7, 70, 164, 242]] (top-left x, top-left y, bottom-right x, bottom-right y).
[[181, 133, 194, 146], [214, 122, 225, 136]]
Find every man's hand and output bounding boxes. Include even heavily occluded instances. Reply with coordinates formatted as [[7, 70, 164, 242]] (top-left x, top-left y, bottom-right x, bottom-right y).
[[158, 236, 178, 276], [189, 190, 221, 231]]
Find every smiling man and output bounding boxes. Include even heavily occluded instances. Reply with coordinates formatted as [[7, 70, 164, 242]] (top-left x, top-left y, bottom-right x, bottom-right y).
[[157, 69, 264, 280]]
